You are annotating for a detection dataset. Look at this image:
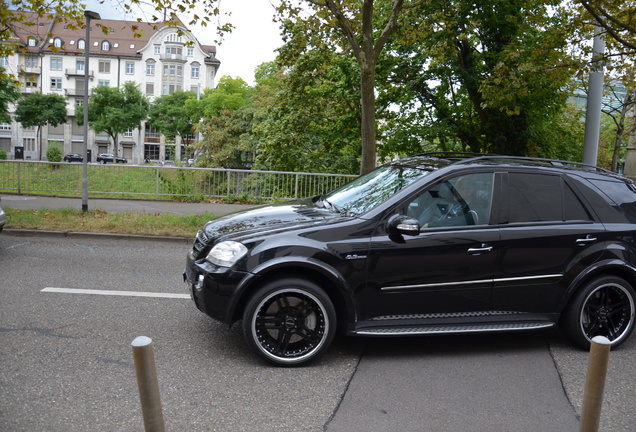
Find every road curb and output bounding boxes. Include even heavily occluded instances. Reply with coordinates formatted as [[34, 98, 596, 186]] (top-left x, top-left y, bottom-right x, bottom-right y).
[[3, 228, 192, 244]]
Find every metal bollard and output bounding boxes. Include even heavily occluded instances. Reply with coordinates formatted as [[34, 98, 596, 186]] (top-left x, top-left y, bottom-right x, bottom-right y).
[[579, 336, 611, 432], [132, 336, 166, 432]]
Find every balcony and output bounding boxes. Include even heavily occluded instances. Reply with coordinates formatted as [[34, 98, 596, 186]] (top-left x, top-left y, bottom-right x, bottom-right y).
[[20, 86, 40, 94], [65, 88, 86, 97], [19, 65, 41, 75], [160, 54, 185, 62], [65, 69, 94, 78]]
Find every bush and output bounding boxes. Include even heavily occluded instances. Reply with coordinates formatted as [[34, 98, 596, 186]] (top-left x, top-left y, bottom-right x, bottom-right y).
[[0, 149, 7, 160], [46, 143, 63, 162]]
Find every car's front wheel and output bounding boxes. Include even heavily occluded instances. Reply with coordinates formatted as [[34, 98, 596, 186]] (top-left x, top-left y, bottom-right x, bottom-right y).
[[242, 278, 336, 366], [562, 276, 636, 349]]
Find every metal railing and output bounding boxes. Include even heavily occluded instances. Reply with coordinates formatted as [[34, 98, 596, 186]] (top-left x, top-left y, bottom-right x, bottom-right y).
[[0, 161, 357, 201]]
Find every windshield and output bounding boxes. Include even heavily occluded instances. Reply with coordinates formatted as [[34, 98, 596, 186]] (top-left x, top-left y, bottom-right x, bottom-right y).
[[324, 163, 431, 216]]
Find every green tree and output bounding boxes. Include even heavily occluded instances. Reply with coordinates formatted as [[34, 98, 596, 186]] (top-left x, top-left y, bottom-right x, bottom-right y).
[[578, 0, 636, 52], [0, 149, 7, 160], [0, 68, 20, 122], [253, 30, 362, 174], [278, 0, 421, 174], [148, 91, 197, 140], [46, 142, 62, 162], [15, 92, 67, 160], [77, 83, 149, 156], [190, 76, 255, 168], [380, 0, 577, 158]]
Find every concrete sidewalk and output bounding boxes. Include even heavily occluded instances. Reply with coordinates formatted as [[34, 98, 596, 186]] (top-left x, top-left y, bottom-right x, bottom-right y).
[[0, 194, 253, 217]]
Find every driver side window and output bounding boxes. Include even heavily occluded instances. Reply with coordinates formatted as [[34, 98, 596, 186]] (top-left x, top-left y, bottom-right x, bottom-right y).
[[407, 173, 494, 228]]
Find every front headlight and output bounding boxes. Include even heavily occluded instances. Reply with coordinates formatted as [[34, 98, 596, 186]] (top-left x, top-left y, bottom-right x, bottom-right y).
[[206, 241, 248, 267]]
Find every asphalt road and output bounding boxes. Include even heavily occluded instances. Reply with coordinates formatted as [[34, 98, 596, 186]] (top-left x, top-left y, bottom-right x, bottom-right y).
[[1, 195, 635, 431]]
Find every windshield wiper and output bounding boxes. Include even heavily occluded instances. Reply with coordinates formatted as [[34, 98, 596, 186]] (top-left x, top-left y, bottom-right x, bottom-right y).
[[318, 195, 342, 213]]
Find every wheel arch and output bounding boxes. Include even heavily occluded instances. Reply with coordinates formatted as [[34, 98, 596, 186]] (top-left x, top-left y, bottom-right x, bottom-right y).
[[559, 259, 636, 312], [228, 257, 355, 332]]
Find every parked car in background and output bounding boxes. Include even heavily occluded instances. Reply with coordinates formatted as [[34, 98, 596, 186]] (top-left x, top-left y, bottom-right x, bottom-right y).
[[0, 197, 5, 232], [96, 153, 127, 164], [184, 153, 636, 366], [63, 153, 83, 162]]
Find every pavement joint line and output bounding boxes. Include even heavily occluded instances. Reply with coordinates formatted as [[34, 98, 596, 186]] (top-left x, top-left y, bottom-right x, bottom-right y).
[[42, 287, 190, 299]]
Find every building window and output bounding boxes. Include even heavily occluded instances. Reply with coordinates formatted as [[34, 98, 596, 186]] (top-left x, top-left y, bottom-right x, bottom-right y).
[[154, 45, 161, 55], [24, 137, 36, 152], [165, 46, 182, 57], [123, 129, 134, 137], [78, 39, 85, 50], [165, 33, 183, 43], [101, 41, 110, 51], [126, 62, 135, 75], [191, 65, 200, 79], [28, 37, 36, 47], [146, 83, 154, 95], [0, 122, 11, 131], [0, 57, 8, 67], [98, 80, 110, 87], [144, 144, 160, 160], [146, 61, 155, 76], [98, 60, 110, 73], [53, 37, 63, 48], [26, 56, 38, 67], [187, 47, 194, 57], [76, 60, 85, 72], [50, 78, 62, 90], [162, 83, 181, 95], [50, 57, 63, 71]]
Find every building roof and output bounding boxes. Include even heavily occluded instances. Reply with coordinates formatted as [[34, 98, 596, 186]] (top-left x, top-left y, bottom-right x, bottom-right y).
[[8, 11, 218, 62]]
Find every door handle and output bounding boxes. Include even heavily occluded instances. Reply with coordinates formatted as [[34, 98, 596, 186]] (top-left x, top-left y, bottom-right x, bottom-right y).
[[468, 244, 493, 255], [576, 236, 597, 246]]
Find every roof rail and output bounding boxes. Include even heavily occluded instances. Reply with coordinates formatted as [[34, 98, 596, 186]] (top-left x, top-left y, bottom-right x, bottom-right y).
[[414, 152, 616, 176]]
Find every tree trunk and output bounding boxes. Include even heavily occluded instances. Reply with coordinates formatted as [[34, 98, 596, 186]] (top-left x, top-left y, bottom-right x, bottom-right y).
[[359, 53, 377, 175]]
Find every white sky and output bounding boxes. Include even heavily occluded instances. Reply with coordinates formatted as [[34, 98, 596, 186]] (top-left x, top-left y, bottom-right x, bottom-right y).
[[86, 0, 284, 85]]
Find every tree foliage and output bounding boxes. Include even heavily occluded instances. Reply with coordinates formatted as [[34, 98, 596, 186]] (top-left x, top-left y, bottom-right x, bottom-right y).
[[148, 91, 197, 140], [46, 142, 62, 162], [77, 82, 149, 155], [190, 76, 255, 168], [15, 91, 68, 159], [578, 0, 636, 53], [0, 68, 20, 122]]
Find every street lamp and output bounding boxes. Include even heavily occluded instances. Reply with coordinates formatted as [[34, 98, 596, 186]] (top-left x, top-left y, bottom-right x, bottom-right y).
[[82, 10, 101, 212]]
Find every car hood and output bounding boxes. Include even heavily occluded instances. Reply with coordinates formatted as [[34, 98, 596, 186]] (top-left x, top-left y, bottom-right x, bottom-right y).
[[201, 197, 353, 243]]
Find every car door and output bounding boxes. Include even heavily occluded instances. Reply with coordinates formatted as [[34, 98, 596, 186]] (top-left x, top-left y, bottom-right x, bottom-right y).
[[359, 172, 500, 321], [491, 172, 607, 313]]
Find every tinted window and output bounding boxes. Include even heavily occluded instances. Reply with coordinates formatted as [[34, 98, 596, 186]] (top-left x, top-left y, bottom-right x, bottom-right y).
[[509, 173, 592, 223], [509, 174, 562, 222], [589, 179, 636, 223]]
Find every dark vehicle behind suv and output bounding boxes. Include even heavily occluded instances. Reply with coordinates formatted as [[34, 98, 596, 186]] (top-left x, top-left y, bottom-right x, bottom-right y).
[[96, 153, 127, 164], [63, 153, 83, 162], [184, 153, 636, 366]]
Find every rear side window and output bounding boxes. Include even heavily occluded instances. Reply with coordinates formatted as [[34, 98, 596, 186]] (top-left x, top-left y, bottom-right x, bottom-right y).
[[508, 173, 591, 223], [588, 179, 636, 223]]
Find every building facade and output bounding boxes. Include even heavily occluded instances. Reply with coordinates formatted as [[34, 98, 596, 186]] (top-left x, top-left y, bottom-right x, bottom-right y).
[[1, 12, 220, 163]]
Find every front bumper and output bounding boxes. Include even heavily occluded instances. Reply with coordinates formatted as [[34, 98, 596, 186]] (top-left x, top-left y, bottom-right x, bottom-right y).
[[183, 253, 251, 324]]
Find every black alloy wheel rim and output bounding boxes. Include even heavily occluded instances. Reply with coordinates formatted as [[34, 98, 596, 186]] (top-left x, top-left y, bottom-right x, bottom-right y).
[[252, 289, 328, 363], [581, 283, 635, 344]]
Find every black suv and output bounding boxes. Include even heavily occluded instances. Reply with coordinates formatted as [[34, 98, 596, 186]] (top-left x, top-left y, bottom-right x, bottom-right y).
[[184, 153, 636, 366]]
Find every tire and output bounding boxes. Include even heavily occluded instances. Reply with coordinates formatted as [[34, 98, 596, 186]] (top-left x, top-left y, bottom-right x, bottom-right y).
[[562, 276, 636, 349], [242, 277, 336, 366]]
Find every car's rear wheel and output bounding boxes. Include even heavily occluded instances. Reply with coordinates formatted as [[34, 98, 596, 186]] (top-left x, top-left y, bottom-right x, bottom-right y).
[[242, 278, 336, 366], [562, 276, 636, 349]]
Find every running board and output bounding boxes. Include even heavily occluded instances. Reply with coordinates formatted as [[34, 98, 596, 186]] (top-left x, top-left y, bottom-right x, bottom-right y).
[[353, 322, 555, 336]]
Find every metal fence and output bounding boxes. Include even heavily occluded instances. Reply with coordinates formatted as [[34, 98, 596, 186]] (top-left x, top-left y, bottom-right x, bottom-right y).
[[0, 161, 357, 201]]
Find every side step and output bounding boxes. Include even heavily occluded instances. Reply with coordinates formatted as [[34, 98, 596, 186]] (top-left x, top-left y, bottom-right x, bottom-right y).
[[353, 322, 555, 336]]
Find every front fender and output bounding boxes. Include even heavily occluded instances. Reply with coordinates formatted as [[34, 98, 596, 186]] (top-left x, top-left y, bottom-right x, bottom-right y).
[[226, 255, 356, 324]]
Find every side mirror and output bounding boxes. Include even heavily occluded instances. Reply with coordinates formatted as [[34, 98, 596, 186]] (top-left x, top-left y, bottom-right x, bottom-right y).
[[387, 214, 421, 236]]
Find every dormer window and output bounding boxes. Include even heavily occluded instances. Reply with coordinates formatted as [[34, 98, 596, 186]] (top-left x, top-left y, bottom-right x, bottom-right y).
[[27, 37, 36, 47], [101, 41, 110, 51], [53, 37, 63, 48], [78, 39, 86, 50]]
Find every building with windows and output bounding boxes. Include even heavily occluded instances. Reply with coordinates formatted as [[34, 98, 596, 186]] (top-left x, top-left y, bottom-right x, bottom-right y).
[[0, 12, 220, 163]]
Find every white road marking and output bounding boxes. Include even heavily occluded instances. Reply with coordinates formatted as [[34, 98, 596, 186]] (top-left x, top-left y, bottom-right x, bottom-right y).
[[42, 287, 190, 299]]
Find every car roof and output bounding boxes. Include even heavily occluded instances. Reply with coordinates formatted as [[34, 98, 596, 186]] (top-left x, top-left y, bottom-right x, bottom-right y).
[[395, 152, 628, 183]]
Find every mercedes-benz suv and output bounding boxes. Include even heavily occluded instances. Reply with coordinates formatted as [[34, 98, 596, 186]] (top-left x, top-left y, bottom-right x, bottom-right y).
[[184, 153, 636, 366]]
